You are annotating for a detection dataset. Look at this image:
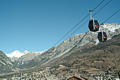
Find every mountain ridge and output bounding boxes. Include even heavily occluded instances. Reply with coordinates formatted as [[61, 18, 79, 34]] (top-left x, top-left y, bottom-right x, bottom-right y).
[[14, 23, 120, 69], [1, 27, 120, 80], [0, 23, 120, 80]]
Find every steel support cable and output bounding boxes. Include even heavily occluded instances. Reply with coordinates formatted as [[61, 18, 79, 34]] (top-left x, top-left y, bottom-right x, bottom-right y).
[[68, 0, 114, 39], [68, 19, 88, 39], [54, 14, 89, 46], [93, 0, 113, 16], [67, 0, 112, 40], [54, 0, 105, 46], [101, 8, 120, 77], [70, 0, 113, 40], [101, 8, 120, 24], [93, 0, 105, 11]]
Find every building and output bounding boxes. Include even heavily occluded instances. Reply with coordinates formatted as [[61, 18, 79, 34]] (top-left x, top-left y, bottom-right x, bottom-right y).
[[67, 76, 87, 80]]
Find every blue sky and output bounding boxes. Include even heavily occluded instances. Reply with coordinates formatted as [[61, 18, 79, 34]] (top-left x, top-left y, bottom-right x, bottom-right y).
[[0, 0, 120, 53]]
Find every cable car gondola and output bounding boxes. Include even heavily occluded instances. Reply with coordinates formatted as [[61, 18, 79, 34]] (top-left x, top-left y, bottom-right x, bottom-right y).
[[88, 10, 100, 32], [88, 19, 99, 32], [98, 32, 107, 42]]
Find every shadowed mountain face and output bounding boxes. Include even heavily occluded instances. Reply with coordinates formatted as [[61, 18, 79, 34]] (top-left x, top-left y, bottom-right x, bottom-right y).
[[0, 51, 13, 74]]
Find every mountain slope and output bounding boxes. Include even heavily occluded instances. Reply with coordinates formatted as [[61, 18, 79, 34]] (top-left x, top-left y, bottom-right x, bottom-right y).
[[48, 33, 120, 76], [3, 28, 120, 80], [15, 23, 120, 69], [0, 51, 13, 74]]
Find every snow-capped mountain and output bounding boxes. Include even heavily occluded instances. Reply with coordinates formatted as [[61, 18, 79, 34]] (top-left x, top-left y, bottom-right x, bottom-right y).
[[6, 50, 30, 62], [6, 50, 27, 58]]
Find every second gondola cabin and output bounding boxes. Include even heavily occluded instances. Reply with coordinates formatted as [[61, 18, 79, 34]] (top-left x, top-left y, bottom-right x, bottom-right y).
[[98, 32, 107, 42], [88, 19, 100, 32]]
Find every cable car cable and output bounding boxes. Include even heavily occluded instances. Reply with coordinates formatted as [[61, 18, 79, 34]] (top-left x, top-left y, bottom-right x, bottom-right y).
[[54, 14, 89, 46], [100, 8, 120, 75], [68, 19, 88, 39], [71, 0, 113, 35], [53, 0, 105, 46], [101, 8, 120, 24], [93, 0, 105, 11], [93, 0, 113, 16], [69, 0, 113, 40], [88, 0, 113, 32], [97, 8, 120, 42], [70, 0, 113, 41]]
